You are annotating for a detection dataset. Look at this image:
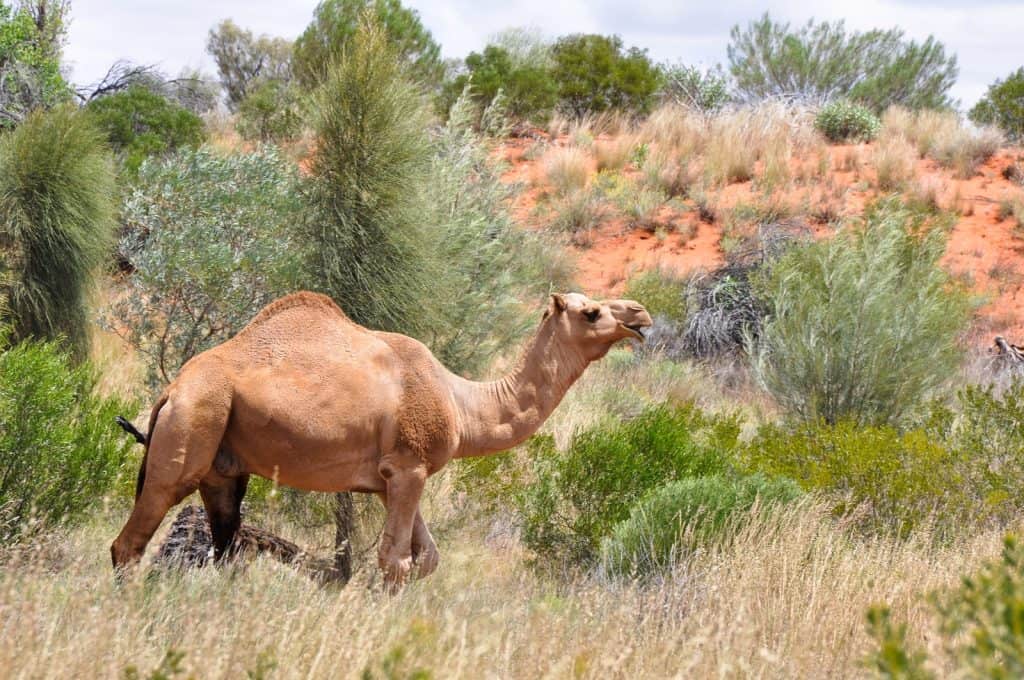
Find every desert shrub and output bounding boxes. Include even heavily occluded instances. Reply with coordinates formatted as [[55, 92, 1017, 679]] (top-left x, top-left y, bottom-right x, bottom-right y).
[[551, 34, 662, 116], [547, 187, 606, 234], [440, 44, 557, 122], [970, 67, 1024, 142], [704, 110, 761, 185], [518, 404, 741, 565], [107, 146, 302, 388], [728, 13, 957, 111], [0, 106, 116, 359], [882, 107, 1003, 177], [660, 63, 730, 115], [602, 474, 802, 574], [638, 105, 705, 158], [236, 79, 303, 143], [86, 86, 205, 176], [542, 145, 589, 196], [641, 147, 693, 198], [815, 101, 880, 143], [594, 170, 667, 230], [0, 1, 70, 128], [753, 201, 969, 426], [622, 269, 687, 323], [292, 0, 443, 89], [866, 535, 1024, 677], [874, 133, 918, 190], [744, 420, 972, 535], [0, 333, 136, 541]]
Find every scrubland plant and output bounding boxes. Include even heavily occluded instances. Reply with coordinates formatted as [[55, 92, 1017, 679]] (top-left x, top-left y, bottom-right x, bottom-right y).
[[882, 107, 1003, 177], [874, 133, 918, 190], [622, 268, 688, 323], [705, 109, 761, 185], [0, 106, 117, 360], [107, 146, 302, 389], [814, 100, 881, 143], [548, 188, 606, 235], [542, 145, 590, 195], [594, 134, 635, 172], [0, 333, 135, 541], [638, 104, 705, 158], [970, 67, 1024, 142], [752, 200, 969, 427], [641, 146, 694, 198]]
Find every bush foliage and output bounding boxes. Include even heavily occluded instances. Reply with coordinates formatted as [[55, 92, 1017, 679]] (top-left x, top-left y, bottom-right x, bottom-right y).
[[0, 334, 136, 541], [969, 67, 1024, 142], [551, 34, 662, 116], [0, 106, 116, 359], [815, 100, 881, 143], [0, 0, 70, 128], [441, 45, 558, 122], [518, 404, 741, 565], [752, 200, 969, 426]]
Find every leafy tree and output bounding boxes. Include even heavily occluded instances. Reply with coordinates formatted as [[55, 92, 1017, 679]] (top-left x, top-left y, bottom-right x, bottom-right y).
[[292, 0, 443, 90], [970, 67, 1024, 142], [206, 19, 292, 111], [0, 106, 116, 358], [488, 26, 552, 70], [728, 13, 958, 111], [108, 147, 301, 389], [441, 45, 557, 122], [237, 78, 303, 143], [86, 85, 205, 175], [551, 34, 662, 116], [660, 62, 730, 114], [0, 0, 70, 127]]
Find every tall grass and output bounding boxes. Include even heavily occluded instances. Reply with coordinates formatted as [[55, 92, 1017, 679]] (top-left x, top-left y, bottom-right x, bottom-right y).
[[873, 133, 918, 190], [882, 107, 1003, 178], [0, 106, 117, 359], [542, 145, 590, 195]]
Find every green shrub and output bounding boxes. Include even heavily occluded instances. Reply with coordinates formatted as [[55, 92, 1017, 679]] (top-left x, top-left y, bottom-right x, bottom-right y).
[[660, 63, 730, 115], [603, 474, 801, 574], [86, 86, 205, 175], [815, 101, 881, 143], [440, 44, 557, 122], [0, 106, 116, 359], [744, 419, 970, 535], [107, 146, 302, 389], [752, 200, 969, 426], [0, 334, 136, 540], [237, 79, 303, 143], [622, 269, 687, 323], [551, 34, 662, 116], [206, 19, 293, 111], [518, 404, 741, 565], [0, 1, 70, 128], [866, 534, 1024, 677], [969, 67, 1024, 142]]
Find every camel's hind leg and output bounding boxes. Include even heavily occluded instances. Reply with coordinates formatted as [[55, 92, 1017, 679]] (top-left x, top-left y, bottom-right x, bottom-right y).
[[111, 385, 231, 571], [199, 471, 249, 561]]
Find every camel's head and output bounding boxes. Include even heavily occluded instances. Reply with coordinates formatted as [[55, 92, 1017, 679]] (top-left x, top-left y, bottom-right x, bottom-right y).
[[543, 292, 653, 361]]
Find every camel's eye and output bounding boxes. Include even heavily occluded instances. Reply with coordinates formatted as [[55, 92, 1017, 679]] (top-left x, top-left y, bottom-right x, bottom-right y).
[[583, 308, 600, 323]]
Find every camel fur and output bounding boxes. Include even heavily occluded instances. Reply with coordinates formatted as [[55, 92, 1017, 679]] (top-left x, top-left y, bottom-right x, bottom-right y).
[[111, 291, 652, 589]]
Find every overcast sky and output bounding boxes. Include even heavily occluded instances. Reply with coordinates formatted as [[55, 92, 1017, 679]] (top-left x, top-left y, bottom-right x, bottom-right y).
[[64, 0, 1024, 108]]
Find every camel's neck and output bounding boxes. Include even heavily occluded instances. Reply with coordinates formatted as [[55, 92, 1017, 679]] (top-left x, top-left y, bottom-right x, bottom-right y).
[[449, 324, 588, 457]]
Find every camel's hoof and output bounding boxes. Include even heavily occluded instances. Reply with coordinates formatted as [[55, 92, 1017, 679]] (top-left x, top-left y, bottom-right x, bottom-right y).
[[380, 554, 413, 593], [413, 544, 439, 579]]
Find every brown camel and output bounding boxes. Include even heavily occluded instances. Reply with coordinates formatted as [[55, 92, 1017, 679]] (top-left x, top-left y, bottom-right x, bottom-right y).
[[111, 291, 652, 588]]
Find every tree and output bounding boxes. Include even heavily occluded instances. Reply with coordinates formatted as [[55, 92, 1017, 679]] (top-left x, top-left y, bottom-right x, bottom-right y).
[[0, 106, 116, 358], [86, 86, 205, 176], [236, 78, 302, 143], [728, 13, 958, 111], [77, 61, 218, 115], [0, 0, 70, 127], [660, 62, 730, 114], [970, 67, 1024, 142], [440, 44, 557, 122], [206, 19, 292, 111], [551, 34, 662, 116], [292, 0, 443, 90]]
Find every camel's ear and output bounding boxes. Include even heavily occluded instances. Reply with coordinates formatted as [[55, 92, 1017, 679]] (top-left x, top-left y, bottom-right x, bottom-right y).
[[549, 293, 567, 313]]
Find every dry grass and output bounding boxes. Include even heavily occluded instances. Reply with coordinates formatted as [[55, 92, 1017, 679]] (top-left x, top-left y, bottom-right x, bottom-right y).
[[881, 107, 1003, 178], [637, 105, 705, 159], [594, 134, 636, 172], [642, 147, 694, 198], [703, 104, 807, 188], [0, 495, 1013, 678], [541, 145, 590, 196], [874, 134, 918, 191]]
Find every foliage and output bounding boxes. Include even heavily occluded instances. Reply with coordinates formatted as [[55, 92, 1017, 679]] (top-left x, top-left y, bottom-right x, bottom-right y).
[[440, 44, 557, 122], [0, 0, 70, 128], [551, 34, 662, 116], [752, 200, 969, 426], [293, 0, 443, 90], [236, 78, 303, 143], [0, 106, 116, 359], [107, 147, 302, 388], [660, 63, 730, 115], [518, 404, 741, 565], [866, 535, 1024, 678], [622, 268, 687, 323], [969, 67, 1024, 142], [205, 19, 292, 111], [299, 17, 435, 335], [86, 86, 205, 175], [728, 13, 958, 111], [0, 334, 136, 541], [603, 474, 802, 574], [815, 100, 881, 143]]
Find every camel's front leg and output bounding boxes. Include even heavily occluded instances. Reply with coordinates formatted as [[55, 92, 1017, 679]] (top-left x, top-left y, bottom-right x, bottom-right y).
[[377, 456, 427, 591], [411, 510, 439, 579]]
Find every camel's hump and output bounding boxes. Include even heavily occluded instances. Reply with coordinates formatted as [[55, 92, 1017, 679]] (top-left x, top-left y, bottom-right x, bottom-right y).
[[240, 291, 355, 334]]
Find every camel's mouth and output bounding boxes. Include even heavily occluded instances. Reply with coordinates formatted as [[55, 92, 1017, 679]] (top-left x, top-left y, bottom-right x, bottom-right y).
[[622, 323, 649, 341]]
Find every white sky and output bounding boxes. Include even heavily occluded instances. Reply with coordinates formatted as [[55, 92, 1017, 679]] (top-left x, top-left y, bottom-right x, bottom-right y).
[[64, 0, 1024, 109]]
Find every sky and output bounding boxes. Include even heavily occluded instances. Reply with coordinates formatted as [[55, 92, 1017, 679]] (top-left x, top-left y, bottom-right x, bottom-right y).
[[64, 0, 1024, 109]]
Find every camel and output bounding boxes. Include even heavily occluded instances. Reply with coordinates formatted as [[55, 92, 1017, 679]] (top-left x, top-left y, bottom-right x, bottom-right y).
[[111, 291, 652, 588]]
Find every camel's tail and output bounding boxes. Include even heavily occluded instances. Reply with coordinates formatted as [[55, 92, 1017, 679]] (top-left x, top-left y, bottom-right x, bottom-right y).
[[116, 392, 170, 501]]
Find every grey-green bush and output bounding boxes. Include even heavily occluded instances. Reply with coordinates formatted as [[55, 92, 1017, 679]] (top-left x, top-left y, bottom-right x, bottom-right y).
[[815, 101, 881, 143], [752, 200, 969, 426], [518, 404, 741, 566], [0, 333, 136, 540], [0, 106, 117, 359], [107, 146, 302, 389], [602, 474, 801, 574]]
